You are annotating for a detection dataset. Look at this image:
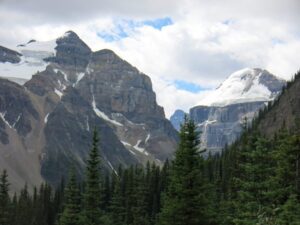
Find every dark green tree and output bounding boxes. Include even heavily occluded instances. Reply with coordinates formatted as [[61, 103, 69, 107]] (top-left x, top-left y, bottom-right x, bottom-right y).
[[16, 184, 33, 225], [0, 170, 10, 225], [109, 175, 126, 225], [83, 129, 103, 225], [158, 118, 212, 225], [277, 194, 300, 225], [59, 169, 81, 225]]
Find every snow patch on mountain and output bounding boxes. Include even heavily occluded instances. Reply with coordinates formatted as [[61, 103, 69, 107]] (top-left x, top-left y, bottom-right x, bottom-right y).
[[75, 72, 85, 85], [0, 112, 13, 129], [134, 140, 149, 156], [54, 89, 63, 98], [16, 39, 56, 55], [92, 95, 123, 126], [145, 134, 151, 143], [0, 39, 57, 80], [197, 68, 285, 107], [44, 113, 50, 124], [0, 76, 28, 85], [0, 58, 48, 80], [13, 114, 22, 127]]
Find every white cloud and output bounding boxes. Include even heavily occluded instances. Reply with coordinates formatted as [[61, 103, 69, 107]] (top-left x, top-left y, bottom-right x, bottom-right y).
[[0, 0, 299, 117]]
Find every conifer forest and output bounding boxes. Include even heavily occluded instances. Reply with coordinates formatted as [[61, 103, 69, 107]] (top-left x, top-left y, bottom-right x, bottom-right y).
[[0, 72, 300, 225]]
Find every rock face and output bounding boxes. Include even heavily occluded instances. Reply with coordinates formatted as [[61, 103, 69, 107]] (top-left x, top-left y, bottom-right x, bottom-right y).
[[0, 46, 22, 63], [170, 68, 286, 154], [170, 109, 186, 131], [257, 73, 300, 137], [45, 31, 92, 69], [190, 102, 267, 154], [0, 31, 178, 190]]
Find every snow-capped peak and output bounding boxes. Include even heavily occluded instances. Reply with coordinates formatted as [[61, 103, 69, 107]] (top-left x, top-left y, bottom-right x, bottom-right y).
[[197, 68, 286, 107], [0, 37, 58, 81]]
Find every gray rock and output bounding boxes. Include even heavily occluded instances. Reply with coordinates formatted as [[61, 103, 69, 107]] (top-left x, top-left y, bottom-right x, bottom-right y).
[[0, 31, 178, 189], [170, 109, 186, 131], [0, 46, 22, 64], [190, 102, 267, 154], [45, 31, 92, 69]]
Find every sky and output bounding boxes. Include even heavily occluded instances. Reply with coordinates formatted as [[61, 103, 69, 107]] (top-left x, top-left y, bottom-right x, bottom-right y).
[[0, 0, 299, 117]]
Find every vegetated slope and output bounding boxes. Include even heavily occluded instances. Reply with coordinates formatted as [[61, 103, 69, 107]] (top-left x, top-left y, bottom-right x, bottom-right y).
[[256, 70, 300, 136]]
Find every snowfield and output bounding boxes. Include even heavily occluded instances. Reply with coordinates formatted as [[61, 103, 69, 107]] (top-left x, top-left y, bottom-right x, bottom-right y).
[[197, 68, 282, 107]]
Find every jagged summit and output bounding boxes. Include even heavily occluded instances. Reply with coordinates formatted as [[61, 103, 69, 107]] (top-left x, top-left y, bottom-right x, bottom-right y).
[[46, 31, 92, 69], [61, 30, 79, 38], [0, 32, 112, 80], [91, 49, 122, 63], [170, 68, 286, 154], [170, 109, 186, 131], [198, 68, 286, 107], [0, 31, 178, 190]]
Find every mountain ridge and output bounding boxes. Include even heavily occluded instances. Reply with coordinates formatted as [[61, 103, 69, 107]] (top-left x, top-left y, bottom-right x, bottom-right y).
[[0, 31, 178, 190], [170, 68, 286, 154]]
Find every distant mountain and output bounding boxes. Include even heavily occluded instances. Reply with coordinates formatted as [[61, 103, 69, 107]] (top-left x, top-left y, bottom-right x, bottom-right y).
[[170, 68, 286, 154], [0, 31, 178, 191], [198, 68, 285, 106], [170, 109, 186, 131]]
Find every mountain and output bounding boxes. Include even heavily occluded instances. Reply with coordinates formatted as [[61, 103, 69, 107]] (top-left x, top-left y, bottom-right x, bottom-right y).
[[170, 68, 286, 154], [170, 109, 186, 131], [257, 71, 300, 136], [0, 31, 178, 190]]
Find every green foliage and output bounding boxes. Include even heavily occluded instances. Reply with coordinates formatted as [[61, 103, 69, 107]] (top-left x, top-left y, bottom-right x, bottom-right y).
[[82, 128, 103, 225], [1, 90, 300, 225], [0, 170, 10, 225], [59, 169, 81, 225], [277, 194, 300, 225], [158, 118, 212, 225]]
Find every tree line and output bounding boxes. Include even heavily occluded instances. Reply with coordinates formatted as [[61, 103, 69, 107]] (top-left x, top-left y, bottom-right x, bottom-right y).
[[0, 70, 300, 225]]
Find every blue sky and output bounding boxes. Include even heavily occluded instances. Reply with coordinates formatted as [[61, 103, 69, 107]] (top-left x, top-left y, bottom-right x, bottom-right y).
[[1, 0, 299, 116], [98, 17, 173, 42], [174, 80, 209, 93]]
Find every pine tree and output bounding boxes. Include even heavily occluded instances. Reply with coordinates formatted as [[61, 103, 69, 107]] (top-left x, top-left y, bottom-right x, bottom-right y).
[[83, 129, 103, 225], [158, 118, 211, 225], [0, 170, 10, 225], [277, 194, 300, 225], [109, 175, 126, 225], [59, 169, 81, 225], [16, 183, 32, 225], [132, 166, 149, 225]]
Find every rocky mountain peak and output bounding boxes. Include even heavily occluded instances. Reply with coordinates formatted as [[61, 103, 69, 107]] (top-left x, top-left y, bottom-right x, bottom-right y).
[[170, 68, 286, 154], [0, 31, 178, 190], [199, 68, 286, 107], [0, 46, 22, 64], [60, 30, 80, 39], [170, 109, 186, 131], [44, 30, 92, 69]]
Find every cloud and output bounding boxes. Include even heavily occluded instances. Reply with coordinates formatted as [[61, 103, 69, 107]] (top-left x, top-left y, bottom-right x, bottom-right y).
[[0, 0, 180, 23], [97, 17, 173, 42], [0, 0, 300, 117]]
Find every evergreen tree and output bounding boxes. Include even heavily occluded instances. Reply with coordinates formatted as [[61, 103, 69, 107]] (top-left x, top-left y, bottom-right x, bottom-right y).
[[83, 129, 103, 225], [16, 184, 33, 225], [158, 118, 212, 225], [59, 169, 81, 225], [277, 194, 300, 225], [132, 166, 149, 225], [0, 170, 10, 225], [233, 135, 277, 224], [109, 175, 125, 225]]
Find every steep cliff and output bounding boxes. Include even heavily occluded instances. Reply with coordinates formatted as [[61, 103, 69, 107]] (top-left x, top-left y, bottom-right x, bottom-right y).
[[0, 31, 178, 189]]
